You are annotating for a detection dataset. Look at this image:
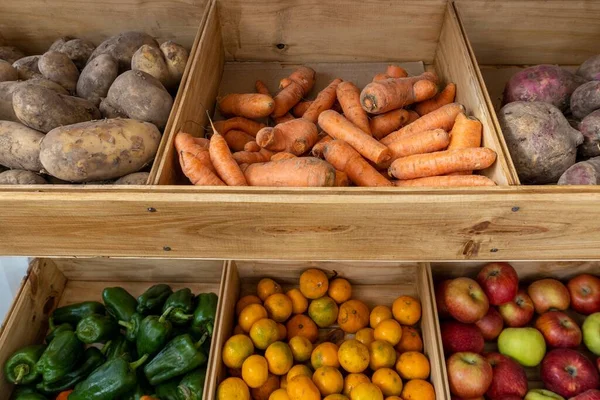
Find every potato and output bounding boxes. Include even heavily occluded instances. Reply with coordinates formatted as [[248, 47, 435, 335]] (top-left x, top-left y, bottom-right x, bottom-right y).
[[131, 44, 170, 88], [0, 121, 44, 171], [114, 172, 150, 185], [77, 54, 118, 106], [38, 51, 80, 93], [558, 157, 600, 185], [106, 70, 173, 129], [160, 41, 189, 89], [0, 81, 20, 121], [99, 97, 127, 119], [0, 46, 25, 64], [89, 31, 159, 73], [570, 80, 600, 119], [0, 60, 18, 82], [0, 170, 46, 184], [577, 54, 600, 81], [40, 118, 161, 182], [13, 85, 101, 133], [23, 77, 70, 95], [13, 55, 41, 80], [499, 101, 583, 184], [578, 109, 600, 159], [49, 36, 96, 70]]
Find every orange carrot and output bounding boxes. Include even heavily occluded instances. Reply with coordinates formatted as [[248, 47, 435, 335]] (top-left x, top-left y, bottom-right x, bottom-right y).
[[256, 80, 294, 124], [243, 157, 336, 187], [223, 129, 255, 152], [318, 110, 391, 164], [210, 131, 248, 186], [386, 64, 409, 78], [302, 78, 343, 123], [361, 72, 438, 114], [387, 129, 450, 161], [334, 170, 350, 186], [232, 148, 274, 164], [392, 175, 496, 187], [406, 110, 420, 124], [57, 391, 73, 400], [244, 141, 261, 152], [279, 77, 293, 89], [292, 101, 313, 117], [218, 93, 274, 119], [311, 135, 333, 158], [337, 81, 371, 136], [323, 140, 392, 187], [272, 66, 316, 117], [271, 152, 297, 161], [175, 132, 225, 186], [175, 132, 210, 151], [380, 103, 465, 145], [415, 83, 456, 116], [388, 147, 497, 180], [370, 109, 411, 139], [256, 119, 319, 156], [212, 117, 265, 137], [448, 113, 482, 150]]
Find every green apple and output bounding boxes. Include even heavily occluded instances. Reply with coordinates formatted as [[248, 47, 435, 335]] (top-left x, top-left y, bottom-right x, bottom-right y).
[[524, 389, 565, 400], [498, 327, 546, 367], [583, 312, 600, 356]]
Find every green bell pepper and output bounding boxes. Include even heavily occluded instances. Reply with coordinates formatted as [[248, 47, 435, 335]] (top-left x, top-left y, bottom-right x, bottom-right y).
[[136, 307, 173, 357], [35, 330, 83, 383], [143, 333, 208, 386], [102, 335, 136, 361], [4, 345, 46, 385], [45, 321, 72, 344], [36, 347, 104, 395], [11, 387, 47, 400], [154, 376, 181, 400], [163, 288, 195, 325], [76, 314, 119, 344], [51, 301, 105, 326], [137, 284, 173, 315], [103, 287, 138, 322], [177, 368, 206, 400], [191, 293, 218, 337], [119, 313, 143, 342]]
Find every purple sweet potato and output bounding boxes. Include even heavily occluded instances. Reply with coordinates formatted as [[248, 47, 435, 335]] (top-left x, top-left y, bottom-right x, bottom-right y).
[[578, 109, 600, 159], [503, 64, 586, 112], [577, 54, 600, 81], [498, 101, 583, 184], [558, 157, 600, 185], [571, 80, 600, 119]]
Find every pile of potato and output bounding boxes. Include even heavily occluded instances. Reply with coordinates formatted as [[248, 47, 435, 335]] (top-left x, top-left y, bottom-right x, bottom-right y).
[[0, 31, 189, 184]]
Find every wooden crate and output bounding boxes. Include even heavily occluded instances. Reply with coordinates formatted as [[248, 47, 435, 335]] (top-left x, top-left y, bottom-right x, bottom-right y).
[[0, 257, 226, 399], [206, 261, 451, 399]]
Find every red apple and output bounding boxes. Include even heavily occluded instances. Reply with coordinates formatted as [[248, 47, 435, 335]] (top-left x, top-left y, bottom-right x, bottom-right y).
[[535, 311, 582, 348], [447, 352, 493, 399], [476, 262, 519, 306], [436, 279, 452, 318], [570, 389, 600, 400], [597, 357, 599, 373], [528, 279, 571, 314], [445, 277, 490, 324], [476, 307, 504, 341], [541, 348, 600, 398], [498, 289, 535, 327], [441, 321, 485, 354], [568, 274, 600, 315], [485, 352, 528, 400]]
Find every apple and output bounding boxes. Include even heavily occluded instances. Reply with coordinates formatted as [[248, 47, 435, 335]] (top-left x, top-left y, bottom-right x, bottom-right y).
[[445, 277, 490, 324], [476, 262, 519, 306], [583, 313, 600, 356], [528, 279, 570, 314], [498, 289, 535, 327], [485, 352, 528, 399], [567, 274, 600, 315], [441, 321, 484, 354], [447, 352, 493, 398], [597, 357, 599, 372], [541, 348, 600, 398], [525, 389, 565, 400], [476, 307, 504, 341], [535, 311, 582, 348], [436, 279, 452, 318], [498, 327, 546, 367], [570, 389, 600, 400]]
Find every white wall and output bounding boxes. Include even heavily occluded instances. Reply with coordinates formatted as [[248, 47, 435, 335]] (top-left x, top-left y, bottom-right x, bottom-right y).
[[0, 257, 29, 320]]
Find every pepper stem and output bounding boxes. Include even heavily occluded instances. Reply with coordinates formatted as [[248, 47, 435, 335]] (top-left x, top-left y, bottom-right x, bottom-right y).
[[172, 310, 193, 322], [13, 364, 29, 384], [101, 340, 113, 355], [129, 354, 149, 371], [194, 332, 209, 349], [118, 320, 133, 330], [206, 323, 214, 336], [160, 307, 174, 323]]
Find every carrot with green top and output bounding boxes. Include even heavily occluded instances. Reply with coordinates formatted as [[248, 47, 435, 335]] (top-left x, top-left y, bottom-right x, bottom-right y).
[[212, 117, 265, 137], [243, 157, 336, 187], [337, 81, 371, 135], [323, 140, 392, 187], [210, 131, 248, 186], [392, 175, 496, 187], [370, 109, 411, 139], [219, 93, 274, 119], [361, 72, 438, 114], [415, 82, 456, 116], [175, 132, 225, 186], [303, 78, 343, 123], [223, 129, 255, 152], [232, 148, 274, 164], [387, 129, 450, 161], [255, 80, 294, 124], [272, 66, 316, 117], [256, 118, 319, 156]]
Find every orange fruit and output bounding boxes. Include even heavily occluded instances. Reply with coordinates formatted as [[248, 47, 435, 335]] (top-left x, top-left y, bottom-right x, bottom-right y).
[[308, 296, 339, 328], [280, 372, 288, 389], [277, 323, 287, 341], [350, 382, 383, 400], [324, 395, 349, 400], [395, 351, 430, 380], [313, 366, 344, 396], [250, 318, 280, 350], [269, 388, 290, 400], [369, 340, 397, 370], [286, 314, 319, 343], [233, 325, 245, 335], [338, 339, 370, 373], [242, 354, 269, 388], [299, 268, 329, 299], [338, 300, 370, 333], [239, 304, 268, 332], [401, 379, 435, 400], [286, 375, 321, 400], [395, 326, 423, 353], [265, 341, 293, 375], [328, 278, 352, 304], [371, 368, 403, 396], [217, 377, 250, 400], [287, 364, 312, 381], [288, 335, 313, 362], [343, 373, 370, 397], [265, 293, 293, 323], [385, 397, 402, 400], [374, 319, 403, 346], [258, 278, 283, 301], [392, 296, 421, 326], [311, 342, 340, 369], [370, 305, 393, 329], [251, 373, 280, 400], [236, 294, 262, 315], [355, 328, 375, 346], [286, 288, 308, 314], [222, 334, 255, 368]]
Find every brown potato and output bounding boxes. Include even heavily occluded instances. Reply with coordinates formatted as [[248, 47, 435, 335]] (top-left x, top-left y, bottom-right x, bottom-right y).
[[13, 55, 41, 80], [89, 31, 159, 73], [49, 36, 96, 70], [114, 172, 150, 185], [131, 44, 170, 88], [0, 81, 19, 121], [22, 77, 70, 95], [0, 170, 46, 184], [39, 51, 80, 92], [160, 41, 189, 89], [99, 97, 127, 119], [0, 121, 44, 171], [0, 46, 26, 64], [0, 60, 18, 82], [77, 54, 118, 106]]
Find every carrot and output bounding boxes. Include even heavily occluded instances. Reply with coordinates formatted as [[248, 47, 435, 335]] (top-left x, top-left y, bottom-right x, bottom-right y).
[[175, 132, 210, 151], [243, 157, 336, 187], [218, 93, 274, 119], [256, 118, 319, 156], [210, 131, 248, 186], [370, 109, 411, 139], [392, 175, 496, 187], [334, 170, 350, 186], [337, 81, 371, 136], [212, 117, 265, 137], [323, 140, 392, 187], [175, 132, 225, 186], [415, 82, 456, 116], [223, 129, 255, 152], [361, 72, 438, 114], [244, 141, 261, 152], [372, 72, 390, 82], [302, 78, 343, 123], [386, 64, 409, 78], [272, 66, 316, 117], [318, 110, 391, 164], [279, 77, 293, 89], [311, 135, 333, 158], [232, 148, 274, 164], [448, 113, 482, 150], [388, 147, 497, 180], [255, 80, 294, 124], [57, 391, 73, 400], [292, 101, 312, 117], [271, 152, 297, 161], [406, 110, 420, 124], [387, 129, 450, 161], [380, 103, 465, 145]]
